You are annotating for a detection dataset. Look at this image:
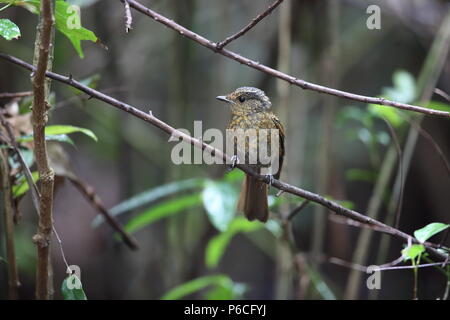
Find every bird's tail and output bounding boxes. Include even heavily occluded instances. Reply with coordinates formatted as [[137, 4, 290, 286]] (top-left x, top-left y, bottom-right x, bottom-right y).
[[237, 174, 269, 222]]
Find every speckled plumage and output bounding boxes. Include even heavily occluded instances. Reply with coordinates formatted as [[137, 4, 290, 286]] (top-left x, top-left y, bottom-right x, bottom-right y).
[[217, 87, 285, 222]]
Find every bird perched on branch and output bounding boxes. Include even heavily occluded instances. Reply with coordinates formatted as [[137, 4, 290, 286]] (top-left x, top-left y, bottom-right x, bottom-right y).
[[217, 87, 285, 222]]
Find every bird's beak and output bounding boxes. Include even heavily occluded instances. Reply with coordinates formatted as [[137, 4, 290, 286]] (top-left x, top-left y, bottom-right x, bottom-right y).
[[216, 95, 231, 103]]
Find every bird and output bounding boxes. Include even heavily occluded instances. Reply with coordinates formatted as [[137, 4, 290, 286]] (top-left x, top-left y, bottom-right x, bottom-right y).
[[216, 87, 285, 222]]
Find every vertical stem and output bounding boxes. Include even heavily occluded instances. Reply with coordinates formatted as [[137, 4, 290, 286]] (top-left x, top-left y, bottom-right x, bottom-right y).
[[0, 149, 20, 299], [32, 0, 55, 300], [275, 0, 292, 300], [312, 0, 340, 258]]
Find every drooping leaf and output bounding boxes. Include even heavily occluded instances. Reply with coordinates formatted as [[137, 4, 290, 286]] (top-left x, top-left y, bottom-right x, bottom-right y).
[[7, 0, 99, 58], [202, 180, 238, 232], [0, 18, 20, 40], [61, 275, 87, 300], [205, 217, 263, 268], [12, 171, 39, 198], [414, 223, 450, 243], [93, 178, 204, 227], [124, 193, 202, 234], [161, 274, 244, 300]]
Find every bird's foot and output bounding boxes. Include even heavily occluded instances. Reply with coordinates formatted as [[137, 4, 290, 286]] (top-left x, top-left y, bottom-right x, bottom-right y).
[[265, 174, 275, 187], [227, 155, 239, 172]]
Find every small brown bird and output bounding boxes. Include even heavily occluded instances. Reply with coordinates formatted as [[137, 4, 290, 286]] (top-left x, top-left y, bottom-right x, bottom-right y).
[[217, 87, 285, 222]]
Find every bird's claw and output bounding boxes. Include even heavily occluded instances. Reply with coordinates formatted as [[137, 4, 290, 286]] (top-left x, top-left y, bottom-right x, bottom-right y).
[[227, 155, 239, 172], [265, 174, 275, 187]]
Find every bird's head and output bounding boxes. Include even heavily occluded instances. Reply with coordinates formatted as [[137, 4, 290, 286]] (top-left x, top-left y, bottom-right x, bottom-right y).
[[216, 87, 272, 115]]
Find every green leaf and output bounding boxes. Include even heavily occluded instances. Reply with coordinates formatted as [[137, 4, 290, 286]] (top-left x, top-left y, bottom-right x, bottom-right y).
[[161, 274, 244, 300], [93, 178, 204, 227], [17, 125, 97, 143], [19, 133, 75, 145], [61, 275, 87, 300], [414, 222, 450, 243], [9, 0, 99, 58], [202, 181, 238, 232], [368, 102, 404, 128], [402, 244, 425, 261], [427, 101, 450, 112], [55, 0, 98, 58], [45, 125, 97, 141], [205, 217, 262, 268], [223, 169, 244, 182], [12, 171, 39, 198], [0, 18, 20, 40], [124, 193, 202, 234]]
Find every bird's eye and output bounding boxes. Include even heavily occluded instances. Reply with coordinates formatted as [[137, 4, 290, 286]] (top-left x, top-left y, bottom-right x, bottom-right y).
[[238, 96, 246, 103]]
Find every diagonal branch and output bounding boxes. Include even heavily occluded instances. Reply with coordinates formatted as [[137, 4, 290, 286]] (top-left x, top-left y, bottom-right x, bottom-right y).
[[0, 53, 447, 261], [123, 0, 449, 118], [216, 0, 285, 49]]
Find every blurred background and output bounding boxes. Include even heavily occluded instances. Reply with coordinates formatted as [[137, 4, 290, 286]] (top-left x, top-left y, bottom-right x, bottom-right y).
[[0, 0, 449, 299]]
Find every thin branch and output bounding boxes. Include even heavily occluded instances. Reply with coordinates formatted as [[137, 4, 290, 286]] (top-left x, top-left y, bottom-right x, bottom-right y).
[[400, 113, 450, 178], [0, 53, 447, 261], [378, 261, 450, 271], [216, 0, 284, 49], [0, 149, 20, 299], [329, 255, 450, 272], [381, 117, 404, 229], [68, 176, 139, 250], [286, 200, 310, 221], [123, 0, 450, 118], [0, 112, 41, 211], [0, 91, 33, 99], [32, 0, 55, 300], [433, 88, 450, 102]]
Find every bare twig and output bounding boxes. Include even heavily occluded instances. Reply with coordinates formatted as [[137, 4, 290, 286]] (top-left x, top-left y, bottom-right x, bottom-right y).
[[216, 0, 284, 49], [286, 200, 310, 221], [329, 256, 449, 272], [400, 113, 450, 178], [379, 261, 450, 271], [0, 53, 447, 261], [0, 91, 33, 99], [31, 0, 55, 300], [381, 117, 404, 229], [123, 0, 450, 118], [68, 176, 139, 250], [0, 112, 41, 211], [123, 0, 132, 33]]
